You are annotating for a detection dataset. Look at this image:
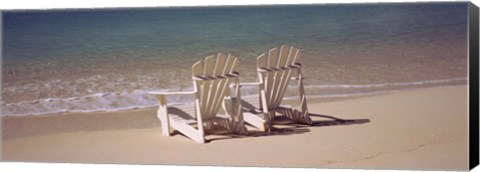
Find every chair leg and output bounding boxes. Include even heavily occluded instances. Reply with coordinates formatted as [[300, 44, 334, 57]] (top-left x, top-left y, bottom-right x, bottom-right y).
[[230, 118, 248, 135], [297, 69, 313, 125], [204, 121, 214, 130], [157, 107, 171, 136], [298, 93, 313, 125], [268, 111, 276, 121], [301, 110, 313, 125], [155, 95, 172, 136]]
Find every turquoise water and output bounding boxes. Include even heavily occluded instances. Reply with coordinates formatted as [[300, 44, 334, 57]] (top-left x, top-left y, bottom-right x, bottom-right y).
[[2, 3, 469, 116]]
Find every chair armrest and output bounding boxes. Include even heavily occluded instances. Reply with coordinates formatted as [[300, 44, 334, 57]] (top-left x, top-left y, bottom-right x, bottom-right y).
[[239, 82, 262, 87], [149, 91, 196, 107], [148, 91, 197, 96]]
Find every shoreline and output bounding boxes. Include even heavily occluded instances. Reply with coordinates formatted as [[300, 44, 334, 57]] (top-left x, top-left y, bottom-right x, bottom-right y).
[[1, 79, 468, 117], [1, 85, 469, 170], [1, 84, 465, 139]]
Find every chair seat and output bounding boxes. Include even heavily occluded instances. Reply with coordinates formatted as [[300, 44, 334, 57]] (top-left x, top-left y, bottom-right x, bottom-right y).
[[240, 95, 261, 112], [167, 103, 196, 123], [168, 103, 231, 124]]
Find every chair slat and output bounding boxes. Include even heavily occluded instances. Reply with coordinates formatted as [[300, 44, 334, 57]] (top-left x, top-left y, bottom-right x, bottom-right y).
[[200, 80, 211, 116], [223, 55, 235, 74], [192, 61, 203, 76], [209, 54, 237, 118], [271, 46, 292, 105], [264, 72, 274, 107], [201, 56, 216, 116], [205, 79, 219, 117], [209, 78, 230, 118], [231, 54, 239, 74], [226, 55, 238, 73], [267, 48, 279, 68], [265, 48, 279, 106], [287, 47, 299, 65], [274, 46, 296, 105], [271, 45, 292, 107], [257, 53, 267, 68], [291, 48, 300, 64], [202, 55, 239, 119], [278, 45, 290, 67], [214, 53, 227, 76], [204, 55, 215, 76], [278, 48, 300, 106], [274, 66, 295, 107]]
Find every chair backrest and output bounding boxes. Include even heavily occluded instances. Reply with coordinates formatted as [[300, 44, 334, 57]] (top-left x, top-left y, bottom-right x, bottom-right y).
[[256, 45, 301, 110], [192, 53, 240, 120]]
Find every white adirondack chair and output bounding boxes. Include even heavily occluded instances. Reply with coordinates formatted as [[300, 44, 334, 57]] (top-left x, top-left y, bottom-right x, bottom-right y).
[[241, 45, 313, 132], [149, 53, 248, 143]]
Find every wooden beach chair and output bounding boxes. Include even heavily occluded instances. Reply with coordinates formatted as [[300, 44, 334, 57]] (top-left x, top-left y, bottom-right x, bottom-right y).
[[241, 45, 313, 132], [149, 53, 248, 143]]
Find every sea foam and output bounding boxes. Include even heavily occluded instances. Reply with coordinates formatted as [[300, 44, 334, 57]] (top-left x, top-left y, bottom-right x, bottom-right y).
[[1, 78, 467, 116]]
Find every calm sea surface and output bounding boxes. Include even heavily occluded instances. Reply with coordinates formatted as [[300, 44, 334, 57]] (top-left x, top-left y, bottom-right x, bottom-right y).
[[2, 3, 468, 116]]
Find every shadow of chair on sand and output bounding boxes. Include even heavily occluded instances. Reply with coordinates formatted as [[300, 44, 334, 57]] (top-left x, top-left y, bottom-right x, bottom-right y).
[[206, 113, 370, 143], [2, 106, 368, 142]]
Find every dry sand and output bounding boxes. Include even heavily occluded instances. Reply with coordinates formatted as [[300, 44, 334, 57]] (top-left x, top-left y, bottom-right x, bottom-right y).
[[1, 85, 469, 171]]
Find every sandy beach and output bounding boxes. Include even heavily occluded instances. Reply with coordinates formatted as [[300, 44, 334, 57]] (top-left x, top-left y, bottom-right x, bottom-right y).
[[1, 85, 469, 170]]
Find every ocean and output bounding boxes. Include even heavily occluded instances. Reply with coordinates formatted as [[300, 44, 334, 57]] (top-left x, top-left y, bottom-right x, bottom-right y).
[[1, 2, 469, 116]]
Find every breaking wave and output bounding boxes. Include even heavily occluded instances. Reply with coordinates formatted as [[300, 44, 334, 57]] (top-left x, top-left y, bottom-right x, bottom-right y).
[[1, 77, 467, 116]]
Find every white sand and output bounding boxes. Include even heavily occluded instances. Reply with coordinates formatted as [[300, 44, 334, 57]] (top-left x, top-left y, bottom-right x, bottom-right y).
[[1, 86, 469, 170]]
